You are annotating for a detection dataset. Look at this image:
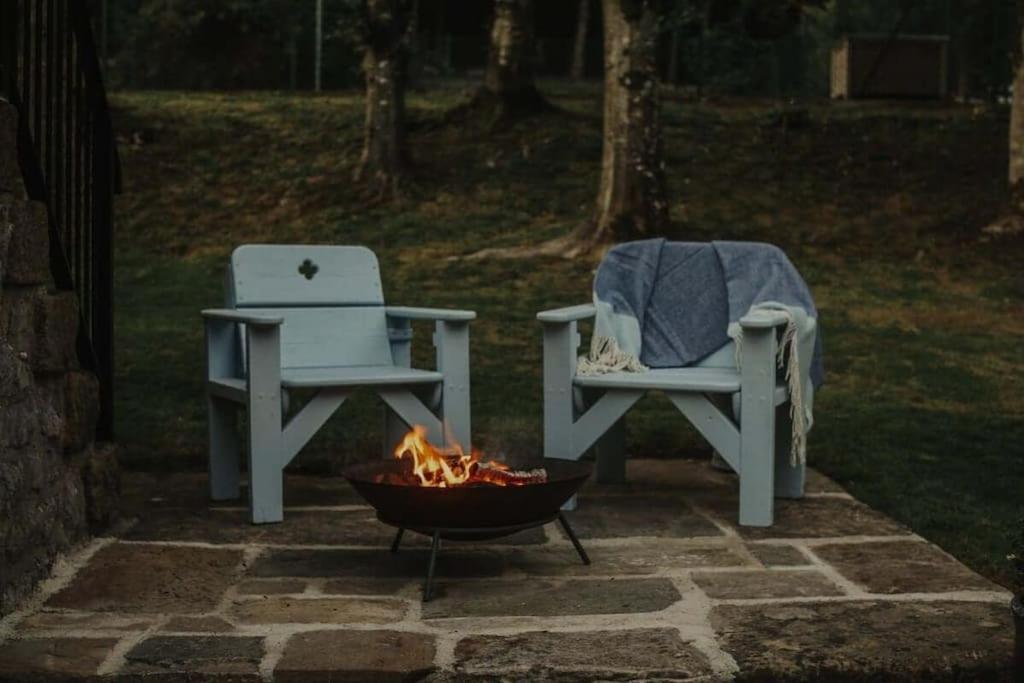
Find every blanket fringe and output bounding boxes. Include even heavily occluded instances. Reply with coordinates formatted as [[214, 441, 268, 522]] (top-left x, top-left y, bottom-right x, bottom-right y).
[[577, 336, 648, 375], [731, 313, 807, 466]]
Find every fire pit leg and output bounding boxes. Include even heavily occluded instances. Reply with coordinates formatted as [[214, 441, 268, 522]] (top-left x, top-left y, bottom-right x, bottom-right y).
[[557, 512, 590, 565], [390, 528, 404, 553], [423, 531, 441, 601]]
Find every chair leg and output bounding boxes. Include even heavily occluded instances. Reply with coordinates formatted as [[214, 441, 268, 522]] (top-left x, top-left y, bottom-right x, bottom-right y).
[[208, 396, 240, 501], [738, 331, 776, 528], [595, 417, 627, 484], [436, 321, 471, 450], [543, 321, 577, 463], [774, 404, 805, 499], [547, 367, 576, 511], [444, 380, 471, 451], [248, 409, 284, 524], [738, 430, 775, 526], [246, 327, 284, 525], [383, 406, 408, 458]]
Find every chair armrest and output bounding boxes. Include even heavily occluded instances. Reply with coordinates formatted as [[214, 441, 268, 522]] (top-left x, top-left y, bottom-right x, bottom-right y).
[[202, 309, 283, 327], [537, 304, 596, 323], [739, 309, 790, 330], [204, 309, 282, 381], [385, 306, 476, 322]]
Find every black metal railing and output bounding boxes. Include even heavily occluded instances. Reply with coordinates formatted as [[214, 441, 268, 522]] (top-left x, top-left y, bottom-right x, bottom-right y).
[[1, 0, 120, 439]]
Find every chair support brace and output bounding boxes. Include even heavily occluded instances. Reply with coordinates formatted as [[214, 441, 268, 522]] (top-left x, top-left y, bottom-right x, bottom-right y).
[[281, 389, 350, 467], [378, 388, 444, 444], [566, 390, 643, 460], [666, 393, 740, 472]]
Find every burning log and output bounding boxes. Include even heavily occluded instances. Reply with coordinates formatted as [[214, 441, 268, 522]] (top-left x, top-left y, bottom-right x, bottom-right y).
[[392, 425, 548, 488], [470, 461, 548, 487]]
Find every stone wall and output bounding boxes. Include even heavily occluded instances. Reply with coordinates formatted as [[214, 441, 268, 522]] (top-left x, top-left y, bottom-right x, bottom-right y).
[[0, 101, 119, 617]]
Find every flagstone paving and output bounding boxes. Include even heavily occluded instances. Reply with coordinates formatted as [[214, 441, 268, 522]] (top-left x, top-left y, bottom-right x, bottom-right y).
[[0, 459, 1015, 681]]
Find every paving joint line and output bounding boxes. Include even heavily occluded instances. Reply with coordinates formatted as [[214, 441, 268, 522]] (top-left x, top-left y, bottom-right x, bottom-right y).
[[95, 614, 169, 676], [0, 535, 117, 643]]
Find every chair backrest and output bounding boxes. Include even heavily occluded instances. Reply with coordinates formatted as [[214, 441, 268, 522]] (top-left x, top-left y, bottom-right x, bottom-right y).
[[228, 245, 393, 369], [695, 342, 736, 369], [694, 317, 817, 377], [231, 244, 384, 308]]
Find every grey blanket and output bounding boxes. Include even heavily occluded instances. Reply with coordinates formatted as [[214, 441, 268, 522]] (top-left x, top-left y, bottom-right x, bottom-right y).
[[580, 239, 823, 463], [584, 239, 823, 386]]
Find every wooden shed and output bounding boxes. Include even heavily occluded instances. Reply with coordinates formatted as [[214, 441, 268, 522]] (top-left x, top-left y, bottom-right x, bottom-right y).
[[831, 34, 950, 99]]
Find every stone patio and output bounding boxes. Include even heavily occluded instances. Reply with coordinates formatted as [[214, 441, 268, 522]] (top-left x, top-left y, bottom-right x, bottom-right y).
[[0, 460, 1014, 681]]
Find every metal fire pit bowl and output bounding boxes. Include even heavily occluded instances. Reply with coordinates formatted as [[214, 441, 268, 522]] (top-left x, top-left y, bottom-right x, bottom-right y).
[[343, 459, 592, 531], [342, 458, 593, 600]]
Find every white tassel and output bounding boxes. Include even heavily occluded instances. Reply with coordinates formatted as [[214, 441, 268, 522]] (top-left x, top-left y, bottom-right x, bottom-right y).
[[733, 310, 807, 466], [577, 336, 648, 375], [777, 314, 807, 466]]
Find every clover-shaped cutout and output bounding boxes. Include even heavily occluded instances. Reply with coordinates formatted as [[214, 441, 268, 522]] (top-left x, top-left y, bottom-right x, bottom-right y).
[[298, 258, 319, 280]]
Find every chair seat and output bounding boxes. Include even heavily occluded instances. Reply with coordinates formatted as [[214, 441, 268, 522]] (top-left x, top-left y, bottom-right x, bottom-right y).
[[575, 367, 790, 404], [281, 365, 443, 388], [575, 367, 742, 393], [209, 366, 443, 398]]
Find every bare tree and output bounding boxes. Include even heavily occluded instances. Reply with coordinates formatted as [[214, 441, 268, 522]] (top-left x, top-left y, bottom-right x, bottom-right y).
[[466, 0, 668, 260], [355, 0, 412, 199], [984, 0, 1024, 235], [570, 0, 590, 80], [1011, 1, 1024, 197], [666, 25, 681, 84], [580, 0, 668, 248], [473, 0, 549, 118]]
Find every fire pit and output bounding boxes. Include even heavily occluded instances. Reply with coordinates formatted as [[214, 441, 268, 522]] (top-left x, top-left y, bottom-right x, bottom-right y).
[[343, 427, 592, 600]]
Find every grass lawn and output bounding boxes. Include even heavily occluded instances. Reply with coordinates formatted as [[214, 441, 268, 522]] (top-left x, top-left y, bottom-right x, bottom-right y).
[[110, 81, 1024, 586]]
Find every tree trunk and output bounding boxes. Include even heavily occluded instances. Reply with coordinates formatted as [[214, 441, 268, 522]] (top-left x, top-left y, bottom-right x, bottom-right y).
[[667, 27, 681, 84], [315, 0, 323, 92], [355, 0, 411, 199], [406, 0, 421, 88], [985, 2, 1024, 235], [435, 0, 451, 72], [478, 0, 548, 116], [955, 39, 970, 101], [570, 0, 590, 80], [287, 33, 298, 90], [579, 0, 668, 248], [1010, 14, 1024, 194], [834, 0, 850, 35]]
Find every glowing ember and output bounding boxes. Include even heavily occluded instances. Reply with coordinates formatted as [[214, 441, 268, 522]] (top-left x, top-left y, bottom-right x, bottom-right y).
[[393, 425, 546, 488]]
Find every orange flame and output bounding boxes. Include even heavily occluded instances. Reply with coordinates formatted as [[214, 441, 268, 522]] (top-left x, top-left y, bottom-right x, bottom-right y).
[[393, 426, 545, 488]]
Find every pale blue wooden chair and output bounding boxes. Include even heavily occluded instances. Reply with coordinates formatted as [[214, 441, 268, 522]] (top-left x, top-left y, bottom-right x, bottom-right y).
[[538, 305, 810, 527], [203, 245, 474, 524]]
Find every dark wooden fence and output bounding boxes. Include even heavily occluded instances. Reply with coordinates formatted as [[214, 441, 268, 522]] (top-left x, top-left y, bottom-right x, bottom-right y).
[[1, 0, 120, 438]]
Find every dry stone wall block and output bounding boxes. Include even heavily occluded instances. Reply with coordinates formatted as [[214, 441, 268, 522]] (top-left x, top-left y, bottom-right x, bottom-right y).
[[0, 215, 11, 290], [1, 286, 40, 363], [1, 391, 61, 450], [63, 370, 100, 452], [34, 291, 80, 374], [4, 201, 51, 286], [0, 105, 25, 198], [81, 443, 119, 531], [0, 340, 33, 403]]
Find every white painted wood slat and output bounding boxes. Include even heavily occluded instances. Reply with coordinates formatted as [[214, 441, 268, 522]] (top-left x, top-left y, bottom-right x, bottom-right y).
[[232, 244, 384, 307]]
